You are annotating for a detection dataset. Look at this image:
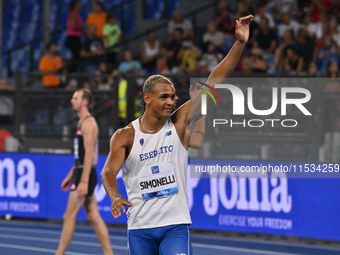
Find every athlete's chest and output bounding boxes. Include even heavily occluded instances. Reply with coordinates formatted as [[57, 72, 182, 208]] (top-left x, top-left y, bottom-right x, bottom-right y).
[[135, 129, 176, 163]]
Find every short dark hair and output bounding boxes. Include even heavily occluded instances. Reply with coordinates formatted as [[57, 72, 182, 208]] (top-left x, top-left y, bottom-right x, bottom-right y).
[[106, 14, 116, 22], [46, 41, 56, 51], [95, 1, 105, 11], [70, 1, 79, 11]]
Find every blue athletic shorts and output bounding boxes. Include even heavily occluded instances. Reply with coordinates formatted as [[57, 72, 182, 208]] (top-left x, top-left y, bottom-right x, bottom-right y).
[[128, 224, 192, 255]]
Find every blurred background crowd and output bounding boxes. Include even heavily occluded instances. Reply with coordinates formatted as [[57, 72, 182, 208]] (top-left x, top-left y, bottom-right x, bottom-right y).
[[1, 0, 339, 90], [39, 0, 340, 90], [0, 0, 339, 154]]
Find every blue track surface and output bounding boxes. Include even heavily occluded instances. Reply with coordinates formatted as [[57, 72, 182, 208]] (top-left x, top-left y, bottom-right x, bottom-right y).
[[0, 220, 339, 255]]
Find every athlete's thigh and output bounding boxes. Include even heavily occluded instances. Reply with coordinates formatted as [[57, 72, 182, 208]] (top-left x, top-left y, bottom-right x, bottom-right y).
[[159, 225, 192, 255], [128, 229, 159, 255], [84, 193, 100, 217], [64, 190, 86, 217]]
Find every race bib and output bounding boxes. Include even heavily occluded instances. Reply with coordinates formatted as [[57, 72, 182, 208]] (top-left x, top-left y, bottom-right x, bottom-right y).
[[138, 162, 178, 200]]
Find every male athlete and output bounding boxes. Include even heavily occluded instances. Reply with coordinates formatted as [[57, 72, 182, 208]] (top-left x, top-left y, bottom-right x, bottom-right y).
[[101, 15, 253, 255], [56, 89, 113, 255]]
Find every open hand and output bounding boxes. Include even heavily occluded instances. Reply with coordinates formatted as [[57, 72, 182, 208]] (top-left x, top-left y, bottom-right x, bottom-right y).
[[235, 15, 253, 43], [111, 196, 132, 219]]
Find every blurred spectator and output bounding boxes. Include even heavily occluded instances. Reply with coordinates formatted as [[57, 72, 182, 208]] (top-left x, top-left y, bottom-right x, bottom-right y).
[[283, 47, 304, 73], [0, 79, 14, 124], [277, 14, 300, 38], [326, 60, 340, 78], [177, 39, 201, 73], [331, 0, 340, 16], [253, 16, 278, 59], [294, 27, 318, 71], [310, 0, 333, 22], [303, 14, 321, 39], [253, 5, 275, 28], [236, 2, 249, 18], [164, 28, 184, 68], [215, 0, 235, 35], [0, 129, 13, 152], [199, 42, 223, 72], [86, 1, 107, 39], [238, 55, 253, 72], [325, 60, 340, 91], [250, 48, 268, 72], [274, 0, 297, 18], [65, 78, 78, 90], [321, 16, 340, 58], [117, 74, 128, 127], [134, 88, 144, 119], [39, 42, 63, 88], [307, 62, 319, 75], [80, 24, 105, 73], [297, 0, 313, 16], [118, 50, 142, 74], [309, 11, 327, 40], [94, 70, 110, 90], [141, 31, 161, 73], [168, 10, 193, 37], [244, 0, 256, 16], [152, 57, 171, 75], [103, 14, 122, 69], [203, 22, 225, 53], [98, 62, 109, 75], [274, 30, 295, 71], [98, 62, 113, 83], [65, 0, 83, 72]]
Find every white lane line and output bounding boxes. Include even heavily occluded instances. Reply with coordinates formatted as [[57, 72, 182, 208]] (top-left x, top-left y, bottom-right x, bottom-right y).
[[0, 243, 88, 255], [2, 222, 338, 254], [193, 243, 300, 255], [1, 221, 338, 252], [0, 233, 299, 255], [0, 233, 127, 250], [0, 226, 127, 241]]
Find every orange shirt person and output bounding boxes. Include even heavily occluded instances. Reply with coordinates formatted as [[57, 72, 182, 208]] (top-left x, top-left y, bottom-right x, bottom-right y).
[[86, 2, 107, 39], [39, 42, 63, 87]]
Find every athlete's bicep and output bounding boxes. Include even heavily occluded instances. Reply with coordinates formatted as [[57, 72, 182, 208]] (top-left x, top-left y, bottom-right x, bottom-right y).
[[172, 100, 191, 127], [103, 130, 128, 177], [81, 120, 96, 154]]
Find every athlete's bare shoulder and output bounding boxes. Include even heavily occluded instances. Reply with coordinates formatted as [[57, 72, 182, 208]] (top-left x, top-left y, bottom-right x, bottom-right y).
[[110, 123, 135, 149], [81, 116, 98, 136]]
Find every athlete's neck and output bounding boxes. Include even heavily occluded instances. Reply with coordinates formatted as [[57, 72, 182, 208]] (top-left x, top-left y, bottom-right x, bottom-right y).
[[140, 113, 167, 133], [77, 108, 90, 120]]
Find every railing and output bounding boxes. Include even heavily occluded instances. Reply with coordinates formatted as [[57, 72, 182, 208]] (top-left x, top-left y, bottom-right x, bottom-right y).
[[1, 72, 339, 162]]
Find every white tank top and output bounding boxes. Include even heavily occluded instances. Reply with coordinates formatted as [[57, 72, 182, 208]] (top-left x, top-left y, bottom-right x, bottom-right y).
[[144, 41, 160, 59], [123, 117, 191, 230]]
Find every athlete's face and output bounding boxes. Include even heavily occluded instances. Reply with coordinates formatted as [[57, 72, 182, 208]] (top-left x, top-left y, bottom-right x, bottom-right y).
[[71, 91, 85, 112], [144, 83, 177, 117]]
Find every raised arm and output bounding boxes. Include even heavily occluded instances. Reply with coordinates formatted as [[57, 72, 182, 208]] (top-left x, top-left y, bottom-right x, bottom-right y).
[[172, 15, 253, 148], [174, 15, 253, 128], [190, 15, 253, 120], [101, 127, 133, 218]]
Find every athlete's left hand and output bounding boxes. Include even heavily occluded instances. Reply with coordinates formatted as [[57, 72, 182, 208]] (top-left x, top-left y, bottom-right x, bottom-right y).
[[77, 182, 88, 197], [235, 15, 253, 43]]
